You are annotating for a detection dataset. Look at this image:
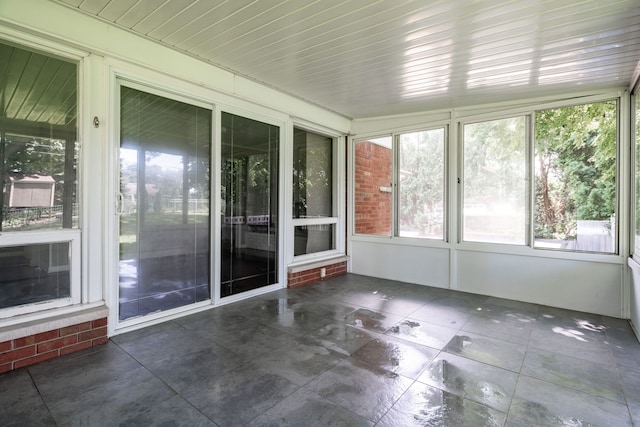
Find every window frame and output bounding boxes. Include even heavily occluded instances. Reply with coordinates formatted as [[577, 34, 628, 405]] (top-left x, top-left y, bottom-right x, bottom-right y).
[[350, 94, 622, 259], [0, 35, 86, 319], [353, 135, 394, 238], [353, 126, 449, 242], [632, 83, 640, 261], [459, 114, 530, 246], [395, 126, 448, 241], [0, 231, 81, 319], [458, 99, 619, 254], [290, 121, 345, 264], [531, 99, 619, 254]]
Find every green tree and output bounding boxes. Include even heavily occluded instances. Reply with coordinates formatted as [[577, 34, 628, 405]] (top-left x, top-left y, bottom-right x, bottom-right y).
[[535, 101, 616, 240], [398, 129, 445, 236]]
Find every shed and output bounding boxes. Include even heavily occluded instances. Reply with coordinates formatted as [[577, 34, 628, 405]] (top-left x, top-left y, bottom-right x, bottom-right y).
[[7, 175, 56, 208]]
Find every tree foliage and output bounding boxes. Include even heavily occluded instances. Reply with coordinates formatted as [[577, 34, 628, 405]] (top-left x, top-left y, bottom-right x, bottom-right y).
[[535, 101, 616, 240], [398, 129, 445, 237], [463, 117, 527, 205]]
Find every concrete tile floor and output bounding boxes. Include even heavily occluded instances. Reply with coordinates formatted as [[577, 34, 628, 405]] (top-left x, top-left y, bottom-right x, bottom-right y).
[[1, 273, 640, 426]]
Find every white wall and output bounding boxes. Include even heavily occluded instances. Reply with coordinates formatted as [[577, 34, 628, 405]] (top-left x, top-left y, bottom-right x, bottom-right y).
[[351, 240, 450, 288], [351, 241, 625, 316], [456, 251, 623, 315]]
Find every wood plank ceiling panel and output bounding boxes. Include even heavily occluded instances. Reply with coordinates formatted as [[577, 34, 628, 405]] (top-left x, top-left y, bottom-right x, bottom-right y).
[[54, 0, 640, 118], [97, 0, 140, 22], [164, 0, 290, 50], [122, 1, 194, 32], [76, 0, 111, 15]]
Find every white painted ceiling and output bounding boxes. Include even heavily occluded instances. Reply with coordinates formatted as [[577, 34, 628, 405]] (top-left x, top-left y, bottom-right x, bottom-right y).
[[55, 0, 640, 119]]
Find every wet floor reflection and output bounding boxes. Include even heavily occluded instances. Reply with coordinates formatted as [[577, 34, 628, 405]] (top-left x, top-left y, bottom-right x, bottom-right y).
[[378, 382, 506, 426], [386, 319, 458, 350], [343, 308, 402, 333], [119, 255, 209, 320], [352, 336, 438, 379], [307, 323, 378, 356], [5, 274, 639, 426], [419, 353, 517, 412], [443, 332, 527, 372], [508, 399, 598, 426], [306, 358, 414, 422]]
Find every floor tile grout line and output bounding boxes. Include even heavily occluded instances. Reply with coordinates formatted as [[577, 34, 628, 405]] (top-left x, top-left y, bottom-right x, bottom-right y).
[[504, 373, 525, 426], [26, 367, 59, 427], [8, 275, 637, 426], [604, 322, 638, 426], [109, 337, 222, 426]]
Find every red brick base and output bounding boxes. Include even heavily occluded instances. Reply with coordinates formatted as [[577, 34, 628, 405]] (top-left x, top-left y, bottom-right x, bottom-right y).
[[288, 261, 347, 288], [0, 317, 108, 374]]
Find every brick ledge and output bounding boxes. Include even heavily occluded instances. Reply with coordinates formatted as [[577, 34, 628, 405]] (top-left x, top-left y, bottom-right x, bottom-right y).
[[287, 255, 349, 274], [0, 305, 109, 342]]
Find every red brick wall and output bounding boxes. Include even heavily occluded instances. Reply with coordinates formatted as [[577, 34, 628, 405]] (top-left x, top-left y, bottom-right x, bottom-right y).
[[0, 318, 108, 373], [355, 140, 392, 235], [288, 261, 347, 288]]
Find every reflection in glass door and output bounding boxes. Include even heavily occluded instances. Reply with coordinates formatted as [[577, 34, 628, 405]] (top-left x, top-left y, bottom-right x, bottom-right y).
[[119, 87, 211, 321], [221, 113, 279, 297]]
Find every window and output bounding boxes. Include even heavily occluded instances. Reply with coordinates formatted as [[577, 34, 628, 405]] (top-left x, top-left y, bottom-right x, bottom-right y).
[[118, 86, 211, 319], [398, 128, 446, 239], [635, 93, 640, 256], [462, 117, 528, 245], [534, 101, 617, 253], [0, 40, 80, 314], [354, 131, 447, 240], [354, 136, 393, 236], [293, 127, 338, 256], [459, 100, 618, 253], [0, 242, 71, 310], [632, 91, 640, 257]]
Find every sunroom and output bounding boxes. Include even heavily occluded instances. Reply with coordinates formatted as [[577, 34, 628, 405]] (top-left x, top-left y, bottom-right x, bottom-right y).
[[1, 0, 640, 423]]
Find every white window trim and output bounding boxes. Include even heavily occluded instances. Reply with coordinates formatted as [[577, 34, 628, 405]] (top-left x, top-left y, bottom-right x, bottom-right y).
[[394, 125, 449, 242], [630, 77, 640, 261], [350, 90, 627, 265], [0, 31, 97, 326], [458, 114, 530, 247], [217, 105, 289, 301], [289, 123, 346, 265], [110, 76, 218, 333], [0, 230, 81, 319], [354, 127, 452, 243], [351, 134, 394, 239], [293, 217, 339, 226], [108, 63, 292, 332]]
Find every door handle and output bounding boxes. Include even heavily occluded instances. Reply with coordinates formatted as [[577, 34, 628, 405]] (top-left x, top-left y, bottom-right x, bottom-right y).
[[116, 192, 124, 215]]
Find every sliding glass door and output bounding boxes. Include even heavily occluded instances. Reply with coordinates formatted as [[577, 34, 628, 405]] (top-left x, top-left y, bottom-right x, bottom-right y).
[[118, 86, 211, 320], [221, 112, 279, 297]]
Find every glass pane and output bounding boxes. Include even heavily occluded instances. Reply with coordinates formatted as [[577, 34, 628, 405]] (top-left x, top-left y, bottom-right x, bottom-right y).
[[355, 137, 393, 236], [636, 94, 640, 254], [0, 243, 70, 309], [221, 112, 279, 297], [463, 117, 527, 244], [294, 224, 335, 256], [0, 41, 78, 231], [398, 128, 445, 239], [119, 87, 211, 321], [534, 101, 617, 253], [293, 128, 332, 218]]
